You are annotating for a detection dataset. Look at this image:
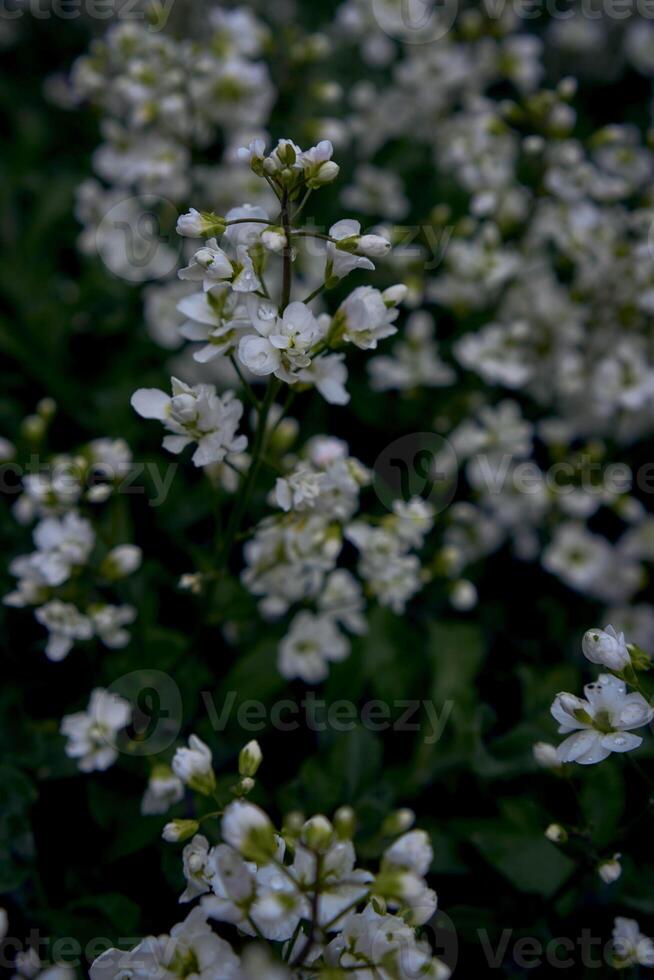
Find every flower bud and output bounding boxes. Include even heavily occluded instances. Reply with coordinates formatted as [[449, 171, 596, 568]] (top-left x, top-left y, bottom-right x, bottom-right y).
[[179, 573, 204, 594], [176, 208, 226, 239], [356, 234, 391, 258], [261, 226, 287, 253], [382, 808, 415, 836], [22, 414, 46, 441], [533, 742, 560, 770], [307, 160, 339, 188], [172, 735, 216, 796], [282, 810, 305, 840], [162, 819, 199, 843], [582, 626, 630, 672], [277, 141, 297, 166], [232, 776, 255, 797], [450, 579, 478, 611], [334, 806, 356, 840], [87, 484, 113, 503], [239, 740, 263, 778], [222, 801, 277, 862], [0, 437, 15, 463], [100, 544, 142, 580], [598, 854, 622, 884], [37, 397, 57, 419], [545, 823, 567, 844], [382, 284, 408, 306], [302, 815, 334, 852]]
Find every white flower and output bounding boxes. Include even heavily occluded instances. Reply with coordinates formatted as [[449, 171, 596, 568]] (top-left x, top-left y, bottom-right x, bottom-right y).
[[223, 204, 268, 247], [141, 765, 184, 816], [274, 465, 324, 512], [297, 353, 350, 405], [318, 569, 367, 635], [90, 603, 137, 649], [551, 674, 654, 765], [131, 378, 247, 468], [60, 688, 131, 773], [35, 600, 93, 661], [178, 285, 251, 363], [239, 299, 323, 381], [181, 835, 213, 902], [29, 511, 95, 587], [542, 523, 613, 596], [238, 334, 281, 376], [278, 611, 350, 683], [91, 908, 240, 980], [221, 800, 276, 861], [598, 854, 622, 884], [237, 137, 267, 171], [612, 917, 654, 968], [336, 285, 401, 350], [327, 219, 375, 279], [383, 830, 433, 877], [172, 735, 215, 795], [582, 625, 630, 672], [100, 543, 142, 579], [300, 139, 339, 187], [178, 237, 234, 290], [202, 842, 257, 928]]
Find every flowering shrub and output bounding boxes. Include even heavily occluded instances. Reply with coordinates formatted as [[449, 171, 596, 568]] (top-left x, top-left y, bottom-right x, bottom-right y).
[[2, 2, 654, 978]]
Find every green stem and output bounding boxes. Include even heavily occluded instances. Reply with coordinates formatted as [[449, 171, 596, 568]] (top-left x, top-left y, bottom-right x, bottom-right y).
[[292, 230, 334, 243], [225, 217, 271, 226], [217, 378, 280, 570], [229, 354, 261, 409], [302, 281, 328, 305], [293, 187, 313, 221], [291, 852, 322, 969]]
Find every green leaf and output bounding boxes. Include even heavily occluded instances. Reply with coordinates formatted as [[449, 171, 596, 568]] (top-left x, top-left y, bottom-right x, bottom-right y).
[[471, 825, 575, 898]]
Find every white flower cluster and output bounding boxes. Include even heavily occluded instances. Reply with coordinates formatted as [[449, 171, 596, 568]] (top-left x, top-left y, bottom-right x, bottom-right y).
[[168, 141, 399, 406], [67, 11, 275, 280], [241, 435, 432, 682], [127, 139, 434, 682], [132, 378, 247, 467], [92, 741, 450, 980], [4, 430, 141, 661], [323, 5, 654, 628]]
